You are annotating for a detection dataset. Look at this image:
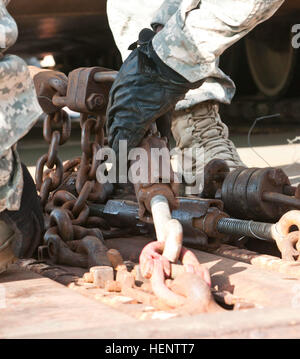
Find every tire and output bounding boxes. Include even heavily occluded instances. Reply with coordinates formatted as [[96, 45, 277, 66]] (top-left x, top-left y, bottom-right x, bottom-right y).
[[245, 22, 297, 99]]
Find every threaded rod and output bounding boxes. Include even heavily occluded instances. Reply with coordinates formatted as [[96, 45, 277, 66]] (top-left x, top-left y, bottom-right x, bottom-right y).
[[217, 218, 274, 243]]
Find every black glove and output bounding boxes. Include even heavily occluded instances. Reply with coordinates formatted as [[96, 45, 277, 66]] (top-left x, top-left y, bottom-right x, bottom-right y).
[[0, 163, 44, 258], [107, 28, 202, 155]]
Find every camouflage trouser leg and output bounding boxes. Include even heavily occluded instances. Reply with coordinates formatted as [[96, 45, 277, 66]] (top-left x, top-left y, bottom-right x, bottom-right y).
[[107, 0, 162, 61], [106, 0, 236, 110], [153, 0, 285, 83], [107, 0, 284, 193], [106, 0, 242, 195]]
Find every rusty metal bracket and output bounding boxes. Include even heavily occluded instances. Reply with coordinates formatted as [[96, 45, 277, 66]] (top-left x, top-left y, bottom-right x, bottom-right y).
[[53, 67, 116, 114], [33, 70, 68, 114], [172, 197, 227, 249], [90, 197, 229, 250]]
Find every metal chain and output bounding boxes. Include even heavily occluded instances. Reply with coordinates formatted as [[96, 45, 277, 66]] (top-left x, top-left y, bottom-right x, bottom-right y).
[[35, 109, 71, 208], [35, 81, 110, 266]]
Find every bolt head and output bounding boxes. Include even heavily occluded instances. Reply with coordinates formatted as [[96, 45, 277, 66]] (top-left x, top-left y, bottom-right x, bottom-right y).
[[86, 93, 105, 111], [268, 168, 286, 186]]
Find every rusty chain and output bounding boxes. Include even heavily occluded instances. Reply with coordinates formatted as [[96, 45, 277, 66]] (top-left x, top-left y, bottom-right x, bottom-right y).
[[34, 67, 117, 268], [35, 109, 71, 208]]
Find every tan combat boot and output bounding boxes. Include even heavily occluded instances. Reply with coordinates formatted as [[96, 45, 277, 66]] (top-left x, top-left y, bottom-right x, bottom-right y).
[[171, 101, 244, 194], [0, 221, 16, 274]]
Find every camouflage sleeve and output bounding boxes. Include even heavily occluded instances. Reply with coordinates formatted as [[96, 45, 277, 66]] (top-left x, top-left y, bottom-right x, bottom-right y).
[[0, 0, 42, 211], [0, 55, 43, 156], [0, 0, 42, 156], [0, 145, 23, 212], [151, 0, 182, 28]]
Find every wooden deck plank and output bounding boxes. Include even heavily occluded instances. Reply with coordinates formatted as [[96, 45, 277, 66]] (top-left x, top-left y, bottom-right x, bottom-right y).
[[2, 242, 300, 338], [0, 267, 137, 339]]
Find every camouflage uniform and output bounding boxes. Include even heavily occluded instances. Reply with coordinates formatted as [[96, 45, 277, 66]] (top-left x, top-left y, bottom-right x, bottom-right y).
[[107, 0, 284, 194], [152, 0, 284, 84], [107, 0, 234, 110], [0, 0, 42, 271], [108, 0, 284, 109], [0, 0, 42, 212]]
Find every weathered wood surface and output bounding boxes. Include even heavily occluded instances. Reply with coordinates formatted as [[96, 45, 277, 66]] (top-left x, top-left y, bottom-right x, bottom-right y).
[[107, 237, 300, 309], [2, 237, 300, 338], [0, 267, 137, 339]]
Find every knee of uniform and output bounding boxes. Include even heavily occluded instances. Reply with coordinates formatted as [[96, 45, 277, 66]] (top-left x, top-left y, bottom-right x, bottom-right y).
[[200, 0, 284, 29]]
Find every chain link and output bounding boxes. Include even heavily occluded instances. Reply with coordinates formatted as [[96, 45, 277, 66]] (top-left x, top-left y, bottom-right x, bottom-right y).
[[35, 71, 112, 268], [35, 110, 69, 207]]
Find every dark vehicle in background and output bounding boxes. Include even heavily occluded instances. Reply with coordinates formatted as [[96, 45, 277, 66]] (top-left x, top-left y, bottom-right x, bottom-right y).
[[8, 0, 122, 73]]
